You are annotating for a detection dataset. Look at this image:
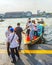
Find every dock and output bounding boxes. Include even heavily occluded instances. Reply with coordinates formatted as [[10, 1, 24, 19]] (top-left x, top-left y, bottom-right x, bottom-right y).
[[0, 44, 52, 65]]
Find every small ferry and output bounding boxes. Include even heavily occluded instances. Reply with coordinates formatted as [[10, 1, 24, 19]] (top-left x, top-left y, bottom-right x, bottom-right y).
[[24, 20, 45, 45]]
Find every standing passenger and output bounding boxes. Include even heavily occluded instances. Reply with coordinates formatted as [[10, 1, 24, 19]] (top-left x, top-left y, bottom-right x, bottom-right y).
[[5, 26, 12, 56], [8, 28, 20, 63], [32, 20, 38, 36], [26, 18, 31, 36], [15, 23, 25, 50], [25, 20, 34, 40]]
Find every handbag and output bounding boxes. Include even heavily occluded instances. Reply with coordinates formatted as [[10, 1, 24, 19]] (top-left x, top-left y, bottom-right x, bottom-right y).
[[10, 33, 15, 43]]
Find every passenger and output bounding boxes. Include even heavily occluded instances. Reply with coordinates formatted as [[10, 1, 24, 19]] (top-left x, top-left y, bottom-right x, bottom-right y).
[[5, 26, 12, 38], [28, 18, 31, 22], [26, 18, 31, 36], [7, 28, 20, 63], [41, 19, 44, 24], [32, 20, 38, 36], [15, 23, 25, 50], [41, 19, 44, 34], [5, 26, 12, 56], [37, 22, 43, 36], [25, 20, 34, 40], [36, 18, 39, 23]]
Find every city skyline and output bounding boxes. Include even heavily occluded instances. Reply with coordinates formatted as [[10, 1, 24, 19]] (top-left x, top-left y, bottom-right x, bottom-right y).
[[0, 0, 52, 14]]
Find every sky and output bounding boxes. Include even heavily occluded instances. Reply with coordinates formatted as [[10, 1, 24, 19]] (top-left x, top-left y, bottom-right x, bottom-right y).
[[0, 0, 52, 14]]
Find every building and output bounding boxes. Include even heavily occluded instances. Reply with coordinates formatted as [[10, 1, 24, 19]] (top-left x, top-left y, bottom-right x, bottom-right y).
[[25, 11, 32, 17], [4, 12, 25, 18], [4, 11, 32, 18]]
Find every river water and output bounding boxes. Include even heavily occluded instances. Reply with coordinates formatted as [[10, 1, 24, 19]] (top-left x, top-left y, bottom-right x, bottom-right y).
[[0, 18, 52, 44]]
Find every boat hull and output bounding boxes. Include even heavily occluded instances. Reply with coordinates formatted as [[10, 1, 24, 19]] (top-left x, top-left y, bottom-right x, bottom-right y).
[[24, 34, 42, 45]]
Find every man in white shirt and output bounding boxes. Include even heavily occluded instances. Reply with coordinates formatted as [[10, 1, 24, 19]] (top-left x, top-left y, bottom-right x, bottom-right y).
[[32, 20, 38, 36], [7, 28, 20, 63], [26, 18, 31, 36], [26, 20, 34, 40]]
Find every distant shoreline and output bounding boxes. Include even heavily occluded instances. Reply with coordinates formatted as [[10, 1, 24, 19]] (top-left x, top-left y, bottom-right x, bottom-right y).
[[0, 16, 52, 19], [2, 17, 52, 19]]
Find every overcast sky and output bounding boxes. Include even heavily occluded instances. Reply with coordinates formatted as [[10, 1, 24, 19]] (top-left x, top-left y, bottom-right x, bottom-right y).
[[0, 0, 52, 14]]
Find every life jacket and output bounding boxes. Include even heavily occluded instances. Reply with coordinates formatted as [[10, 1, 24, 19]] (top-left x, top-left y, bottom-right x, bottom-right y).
[[26, 35, 30, 41]]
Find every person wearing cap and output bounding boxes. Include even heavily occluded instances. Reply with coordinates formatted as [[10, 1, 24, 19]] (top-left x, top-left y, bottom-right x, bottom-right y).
[[7, 28, 20, 63], [5, 26, 12, 56], [15, 23, 25, 50]]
